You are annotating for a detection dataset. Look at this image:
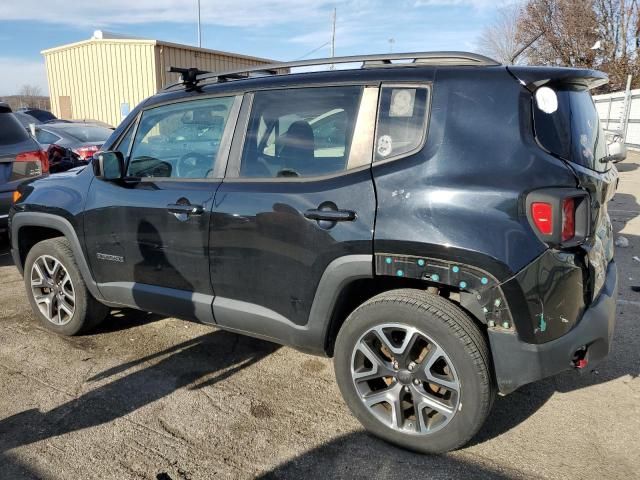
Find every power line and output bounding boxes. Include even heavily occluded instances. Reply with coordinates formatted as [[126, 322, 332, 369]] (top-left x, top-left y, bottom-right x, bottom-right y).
[[295, 41, 331, 61]]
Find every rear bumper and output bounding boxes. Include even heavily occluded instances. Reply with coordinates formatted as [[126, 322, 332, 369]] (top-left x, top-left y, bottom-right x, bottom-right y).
[[489, 260, 617, 394]]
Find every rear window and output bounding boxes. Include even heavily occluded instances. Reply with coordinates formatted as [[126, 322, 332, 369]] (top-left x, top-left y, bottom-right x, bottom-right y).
[[533, 87, 609, 173], [55, 125, 113, 143], [0, 113, 30, 145]]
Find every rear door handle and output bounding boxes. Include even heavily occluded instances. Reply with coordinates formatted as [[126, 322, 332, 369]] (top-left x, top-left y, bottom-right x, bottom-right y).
[[167, 203, 204, 216], [304, 209, 356, 222]]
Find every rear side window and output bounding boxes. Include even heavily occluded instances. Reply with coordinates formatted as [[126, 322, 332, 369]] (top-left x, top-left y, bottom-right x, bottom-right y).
[[374, 85, 430, 162], [35, 129, 60, 145], [534, 88, 608, 173], [0, 113, 30, 145], [240, 86, 362, 178]]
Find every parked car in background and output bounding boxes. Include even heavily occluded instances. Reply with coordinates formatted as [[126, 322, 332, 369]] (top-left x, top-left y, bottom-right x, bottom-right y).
[[0, 103, 48, 235], [14, 111, 43, 129], [34, 122, 113, 173], [17, 108, 57, 123]]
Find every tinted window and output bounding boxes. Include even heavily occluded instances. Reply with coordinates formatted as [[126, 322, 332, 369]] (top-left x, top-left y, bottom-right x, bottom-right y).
[[0, 113, 30, 145], [35, 129, 60, 145], [240, 87, 362, 178], [534, 88, 609, 172], [375, 86, 429, 162], [54, 125, 113, 143], [128, 96, 235, 179]]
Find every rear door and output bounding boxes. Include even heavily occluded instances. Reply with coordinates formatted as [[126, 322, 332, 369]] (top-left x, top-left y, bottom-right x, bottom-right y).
[[83, 95, 242, 322], [210, 85, 378, 339]]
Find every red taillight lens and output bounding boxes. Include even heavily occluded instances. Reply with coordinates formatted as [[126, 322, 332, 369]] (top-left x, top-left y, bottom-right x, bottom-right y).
[[15, 149, 49, 174], [531, 202, 553, 235], [561, 197, 575, 242], [72, 145, 100, 160]]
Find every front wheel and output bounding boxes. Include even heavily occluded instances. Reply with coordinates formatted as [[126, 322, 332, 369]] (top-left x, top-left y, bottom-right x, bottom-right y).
[[334, 289, 495, 453], [24, 237, 109, 335]]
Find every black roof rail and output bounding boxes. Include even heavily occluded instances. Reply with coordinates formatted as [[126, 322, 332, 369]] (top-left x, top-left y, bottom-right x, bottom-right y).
[[163, 51, 500, 91]]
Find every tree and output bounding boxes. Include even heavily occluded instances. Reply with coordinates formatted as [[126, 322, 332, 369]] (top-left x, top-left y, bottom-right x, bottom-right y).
[[516, 0, 640, 91], [478, 5, 526, 64], [18, 84, 43, 108]]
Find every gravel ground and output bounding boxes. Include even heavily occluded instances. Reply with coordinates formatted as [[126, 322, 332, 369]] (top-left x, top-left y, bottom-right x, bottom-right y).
[[1, 155, 639, 480]]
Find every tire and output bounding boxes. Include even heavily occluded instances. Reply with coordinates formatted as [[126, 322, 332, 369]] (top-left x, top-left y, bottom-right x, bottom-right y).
[[24, 237, 109, 335], [334, 288, 494, 454]]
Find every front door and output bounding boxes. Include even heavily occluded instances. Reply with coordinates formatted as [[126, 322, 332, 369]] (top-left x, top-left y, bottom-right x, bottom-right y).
[[84, 95, 241, 322], [210, 86, 378, 341]]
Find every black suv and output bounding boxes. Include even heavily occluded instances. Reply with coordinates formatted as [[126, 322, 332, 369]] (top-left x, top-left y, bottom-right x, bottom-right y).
[[9, 52, 618, 453]]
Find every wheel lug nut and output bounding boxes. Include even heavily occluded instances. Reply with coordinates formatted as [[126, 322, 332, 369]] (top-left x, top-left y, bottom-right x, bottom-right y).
[[393, 361, 399, 369], [408, 362, 416, 371], [413, 379, 420, 385]]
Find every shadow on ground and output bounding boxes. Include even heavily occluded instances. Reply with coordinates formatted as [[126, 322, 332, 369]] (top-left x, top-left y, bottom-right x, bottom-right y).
[[0, 329, 278, 457]]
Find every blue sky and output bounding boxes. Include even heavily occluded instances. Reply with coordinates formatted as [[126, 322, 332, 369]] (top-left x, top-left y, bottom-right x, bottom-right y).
[[0, 0, 509, 96]]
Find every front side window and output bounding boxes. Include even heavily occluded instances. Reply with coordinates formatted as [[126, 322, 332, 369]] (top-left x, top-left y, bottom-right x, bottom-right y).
[[240, 87, 362, 178], [128, 96, 235, 179], [374, 85, 430, 162]]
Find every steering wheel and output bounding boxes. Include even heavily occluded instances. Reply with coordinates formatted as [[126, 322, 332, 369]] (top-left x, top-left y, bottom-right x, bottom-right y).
[[176, 152, 211, 178]]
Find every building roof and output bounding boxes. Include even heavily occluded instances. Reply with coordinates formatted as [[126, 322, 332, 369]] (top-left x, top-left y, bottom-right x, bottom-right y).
[[41, 31, 276, 64]]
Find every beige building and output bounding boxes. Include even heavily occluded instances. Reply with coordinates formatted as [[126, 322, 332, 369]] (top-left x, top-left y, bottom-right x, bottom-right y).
[[42, 31, 276, 127]]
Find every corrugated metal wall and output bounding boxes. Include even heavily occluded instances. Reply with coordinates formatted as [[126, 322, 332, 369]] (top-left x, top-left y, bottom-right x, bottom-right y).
[[44, 40, 158, 128], [43, 39, 274, 128]]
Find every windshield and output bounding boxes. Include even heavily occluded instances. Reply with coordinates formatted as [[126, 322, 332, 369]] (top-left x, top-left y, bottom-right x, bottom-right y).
[[55, 125, 113, 143], [533, 87, 609, 173]]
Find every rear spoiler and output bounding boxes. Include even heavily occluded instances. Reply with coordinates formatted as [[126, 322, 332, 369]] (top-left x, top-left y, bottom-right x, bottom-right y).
[[507, 66, 608, 92]]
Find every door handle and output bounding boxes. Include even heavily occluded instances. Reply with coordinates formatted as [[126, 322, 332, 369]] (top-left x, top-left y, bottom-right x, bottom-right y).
[[304, 208, 356, 222], [167, 203, 204, 216]]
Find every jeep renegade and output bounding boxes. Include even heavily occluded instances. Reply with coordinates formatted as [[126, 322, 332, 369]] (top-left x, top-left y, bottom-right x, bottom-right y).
[[9, 52, 618, 453]]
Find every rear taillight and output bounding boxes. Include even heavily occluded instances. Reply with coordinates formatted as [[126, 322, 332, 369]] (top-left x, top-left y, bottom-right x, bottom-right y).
[[526, 188, 589, 248], [15, 149, 49, 174], [561, 197, 575, 242], [72, 145, 100, 160], [531, 202, 553, 235]]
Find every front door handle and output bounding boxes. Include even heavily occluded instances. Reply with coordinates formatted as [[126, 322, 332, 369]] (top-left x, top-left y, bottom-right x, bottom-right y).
[[304, 208, 356, 222], [167, 203, 204, 216]]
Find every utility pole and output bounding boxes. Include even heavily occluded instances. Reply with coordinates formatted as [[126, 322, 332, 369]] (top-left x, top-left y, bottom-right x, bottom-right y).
[[330, 8, 336, 70], [388, 38, 395, 53], [197, 0, 202, 47]]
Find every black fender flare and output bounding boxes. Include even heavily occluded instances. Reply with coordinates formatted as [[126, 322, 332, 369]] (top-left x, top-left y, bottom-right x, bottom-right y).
[[11, 212, 106, 303]]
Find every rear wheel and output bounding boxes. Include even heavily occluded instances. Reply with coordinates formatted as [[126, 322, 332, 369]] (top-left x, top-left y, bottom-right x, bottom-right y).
[[334, 288, 494, 453], [24, 237, 108, 335]]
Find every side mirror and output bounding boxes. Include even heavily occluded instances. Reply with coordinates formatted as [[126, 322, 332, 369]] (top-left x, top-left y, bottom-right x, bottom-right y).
[[607, 140, 627, 163], [93, 151, 124, 180]]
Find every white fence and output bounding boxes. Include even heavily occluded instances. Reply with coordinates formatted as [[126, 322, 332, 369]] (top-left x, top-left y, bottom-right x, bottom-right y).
[[593, 88, 640, 149]]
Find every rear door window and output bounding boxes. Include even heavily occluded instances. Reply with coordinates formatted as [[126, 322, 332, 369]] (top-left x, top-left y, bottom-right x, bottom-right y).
[[533, 88, 609, 173], [374, 85, 430, 162], [239, 86, 362, 178], [0, 113, 30, 145]]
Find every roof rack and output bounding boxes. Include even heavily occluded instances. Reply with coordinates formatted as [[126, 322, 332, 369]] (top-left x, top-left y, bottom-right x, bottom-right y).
[[164, 51, 500, 91]]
